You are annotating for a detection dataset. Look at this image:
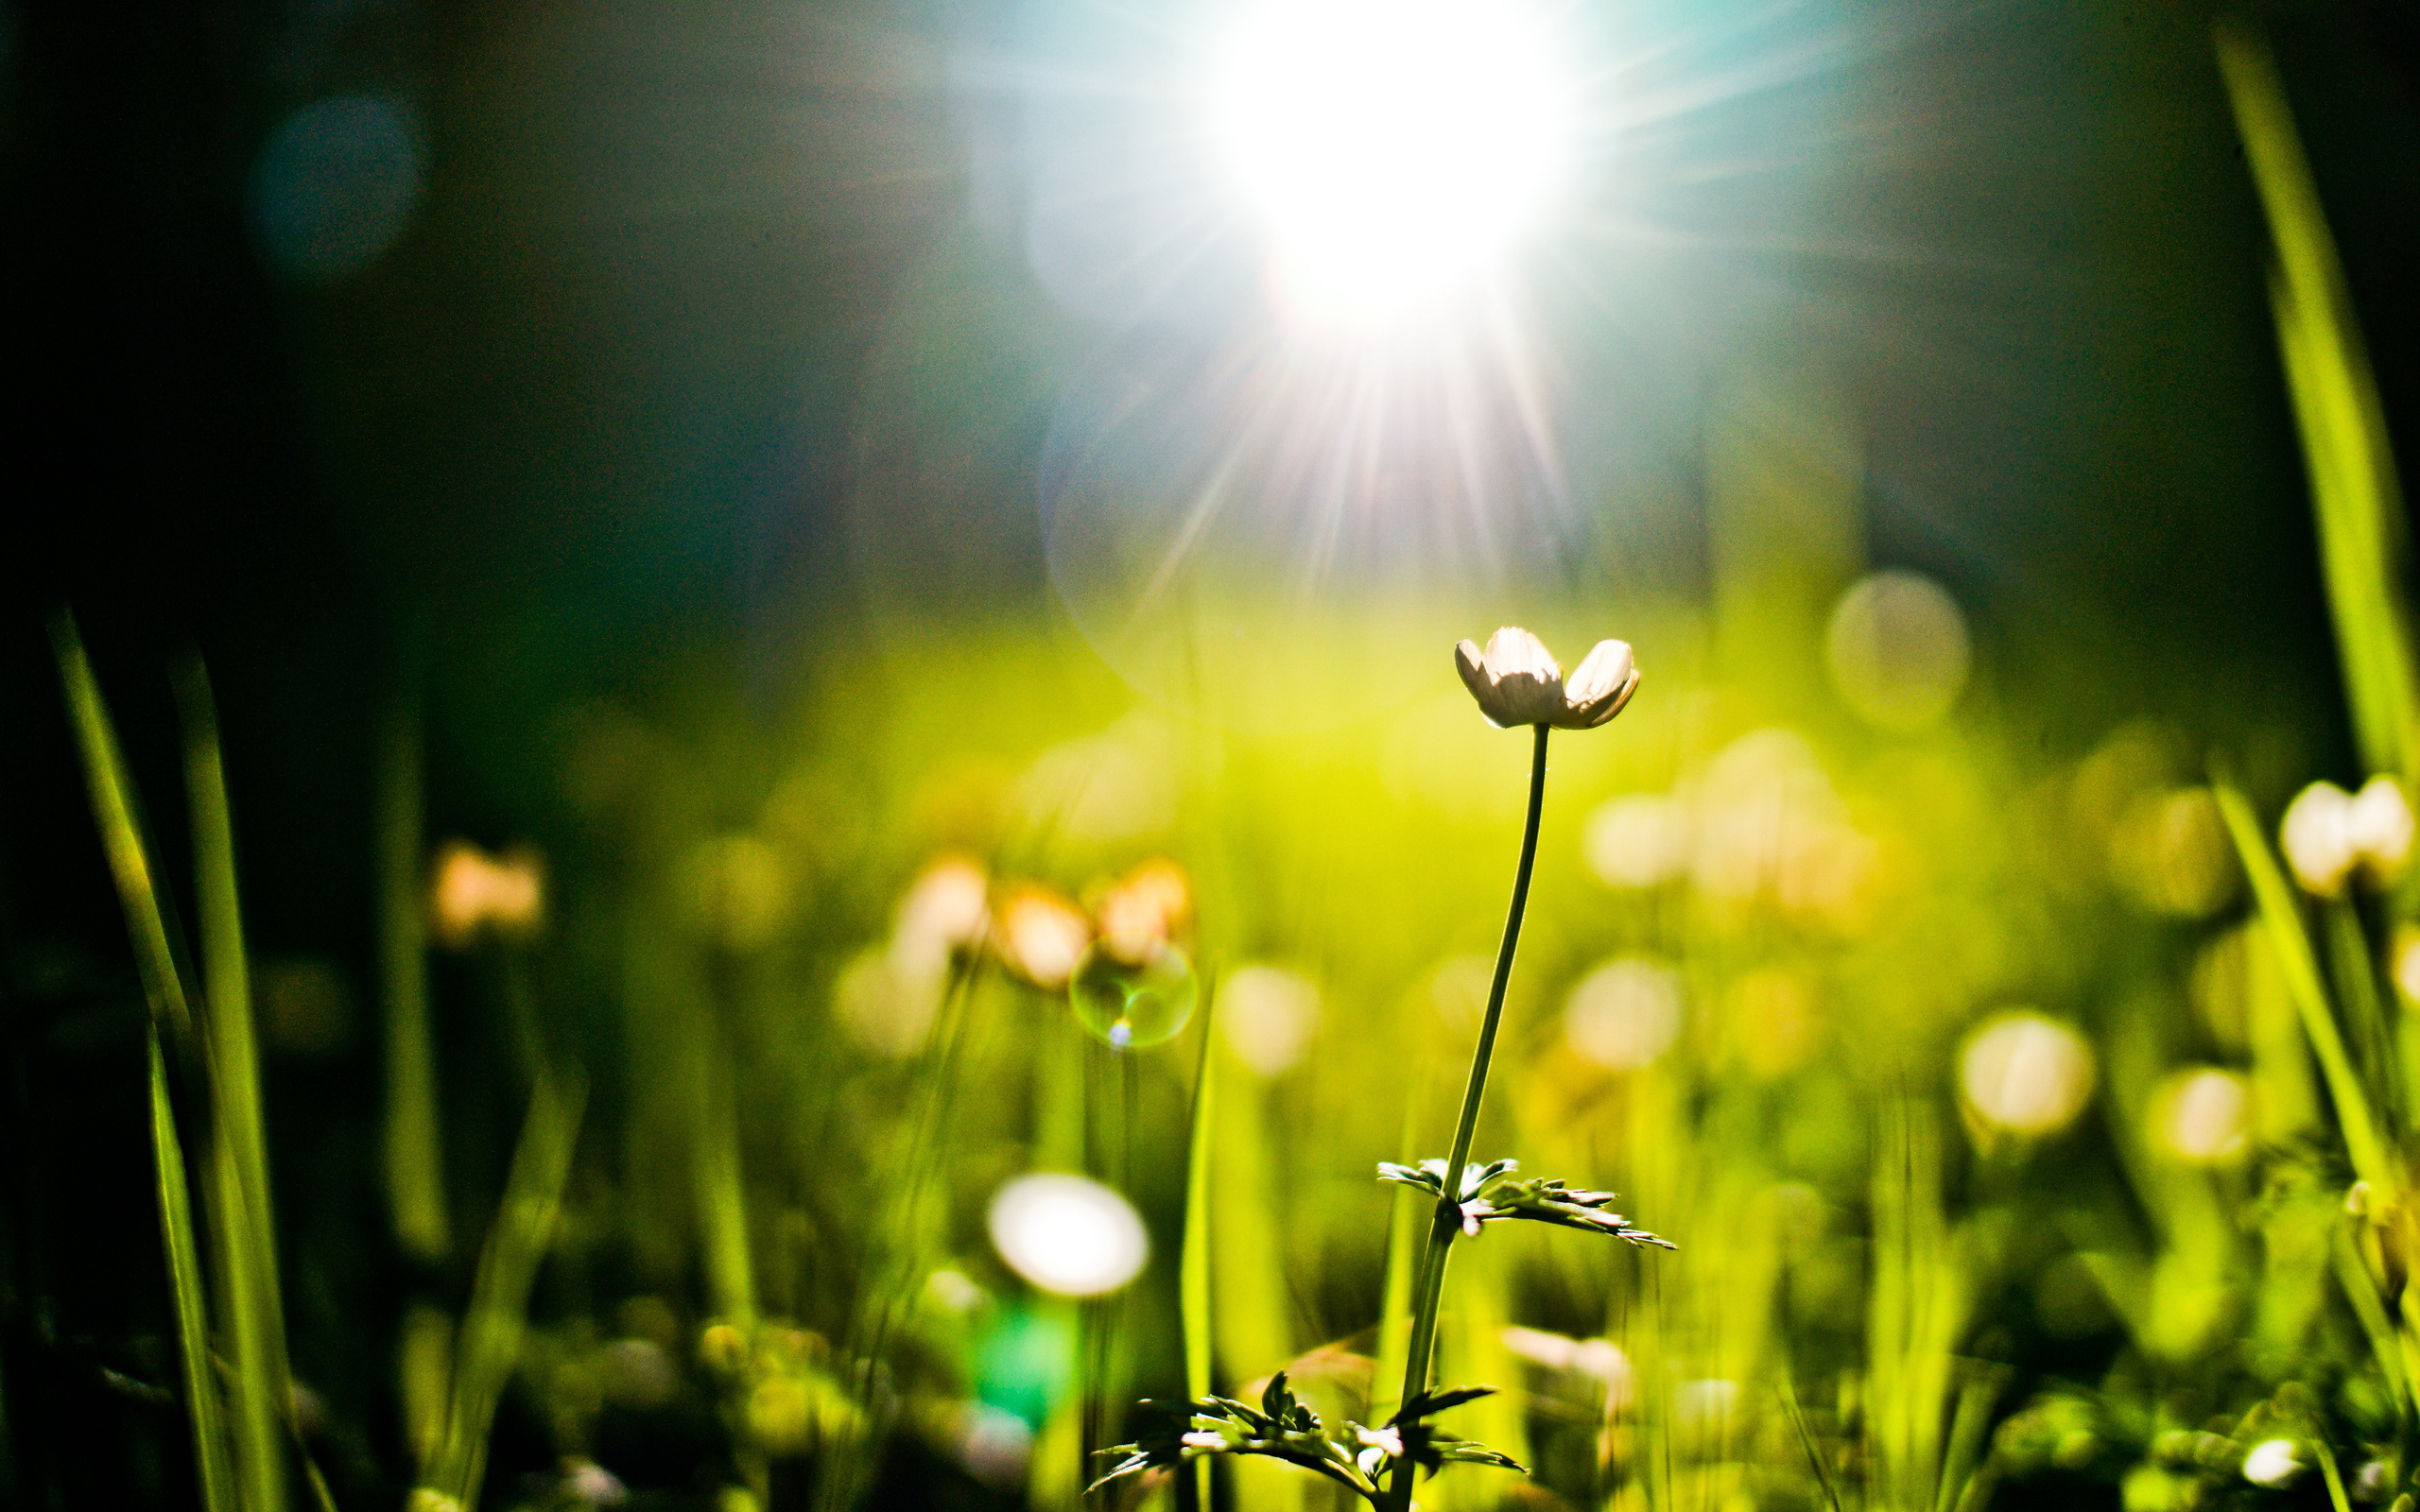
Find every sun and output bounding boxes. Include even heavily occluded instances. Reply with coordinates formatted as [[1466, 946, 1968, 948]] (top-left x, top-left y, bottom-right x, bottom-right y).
[[1206, 0, 1580, 327]]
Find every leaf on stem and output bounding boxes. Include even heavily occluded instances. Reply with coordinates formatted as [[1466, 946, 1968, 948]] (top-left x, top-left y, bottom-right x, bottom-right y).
[[1377, 1159, 1676, 1247]]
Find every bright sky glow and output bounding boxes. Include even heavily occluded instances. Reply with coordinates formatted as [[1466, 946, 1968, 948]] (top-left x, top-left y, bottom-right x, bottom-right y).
[[1207, 0, 1577, 324]]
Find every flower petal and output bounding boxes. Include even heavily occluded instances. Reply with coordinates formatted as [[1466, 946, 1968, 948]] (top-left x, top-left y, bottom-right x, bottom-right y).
[[1480, 627, 1560, 684], [1564, 640, 1634, 707], [1455, 639, 1493, 705], [1562, 667, 1642, 729], [1472, 627, 1564, 725]]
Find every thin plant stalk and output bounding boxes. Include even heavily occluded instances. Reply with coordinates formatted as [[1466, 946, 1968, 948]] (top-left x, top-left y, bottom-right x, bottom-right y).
[[1384, 723, 1550, 1512]]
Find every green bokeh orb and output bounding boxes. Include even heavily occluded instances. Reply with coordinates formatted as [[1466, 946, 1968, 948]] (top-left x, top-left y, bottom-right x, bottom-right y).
[[1072, 945, 1198, 1049]]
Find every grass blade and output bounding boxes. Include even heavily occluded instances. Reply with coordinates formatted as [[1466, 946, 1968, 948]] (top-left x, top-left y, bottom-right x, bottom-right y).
[[50, 612, 193, 1040], [378, 692, 450, 1263], [1777, 1368, 1844, 1512], [152, 1028, 240, 1512], [2214, 782, 2393, 1190], [178, 658, 291, 1512], [423, 1068, 587, 1511], [2217, 19, 2420, 783], [1180, 979, 1218, 1510]]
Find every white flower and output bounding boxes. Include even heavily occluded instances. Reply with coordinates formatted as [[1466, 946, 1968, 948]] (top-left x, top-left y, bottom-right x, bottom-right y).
[[1960, 1012, 2095, 1138], [2283, 776, 2411, 896], [1460, 1199, 1494, 1236], [1357, 1425, 1404, 1462], [2242, 1438, 2301, 1487], [2349, 776, 2414, 881], [1181, 1430, 1227, 1452], [1454, 627, 1641, 730], [2283, 782, 2360, 894]]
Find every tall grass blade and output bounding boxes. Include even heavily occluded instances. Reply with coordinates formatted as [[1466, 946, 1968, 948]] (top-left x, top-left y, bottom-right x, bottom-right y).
[[152, 1028, 241, 1512], [422, 1069, 587, 1511], [377, 692, 450, 1262], [50, 612, 193, 1040], [2214, 782, 2393, 1189], [2216, 19, 2420, 783], [178, 659, 292, 1512], [1179, 985, 1218, 1510]]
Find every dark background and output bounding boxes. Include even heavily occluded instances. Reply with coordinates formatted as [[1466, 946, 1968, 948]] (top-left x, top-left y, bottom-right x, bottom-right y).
[[0, 0, 2415, 1502]]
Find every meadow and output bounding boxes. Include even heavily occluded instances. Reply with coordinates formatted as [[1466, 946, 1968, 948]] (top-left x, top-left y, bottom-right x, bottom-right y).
[[7, 9, 2420, 1512]]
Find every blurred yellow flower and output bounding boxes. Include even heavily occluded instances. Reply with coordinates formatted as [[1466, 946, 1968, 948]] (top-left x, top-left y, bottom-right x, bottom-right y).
[[1453, 627, 1639, 730], [992, 885, 1091, 989], [429, 839, 544, 947], [1092, 858, 1192, 967]]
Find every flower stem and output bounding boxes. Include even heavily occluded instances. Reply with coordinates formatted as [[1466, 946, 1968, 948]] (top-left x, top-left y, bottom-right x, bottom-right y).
[[1385, 722, 1550, 1511]]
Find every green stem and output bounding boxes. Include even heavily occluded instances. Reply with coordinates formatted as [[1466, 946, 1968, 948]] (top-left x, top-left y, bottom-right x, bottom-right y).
[[1385, 723, 1549, 1512]]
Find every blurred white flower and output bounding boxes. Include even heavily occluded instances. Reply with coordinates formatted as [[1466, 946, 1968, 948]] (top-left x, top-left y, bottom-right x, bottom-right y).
[[957, 1404, 1033, 1487], [1219, 965, 1322, 1077], [562, 1458, 628, 1507], [2242, 1438, 2301, 1487], [1960, 1012, 2095, 1138], [839, 859, 994, 1057], [1583, 794, 1689, 888], [1454, 627, 1640, 730], [891, 858, 991, 975], [2284, 777, 2411, 896], [2350, 776, 2414, 882], [2152, 1068, 2251, 1165], [988, 1174, 1149, 1297], [1564, 957, 1683, 1071], [2283, 782, 2360, 895], [1824, 571, 1972, 731]]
